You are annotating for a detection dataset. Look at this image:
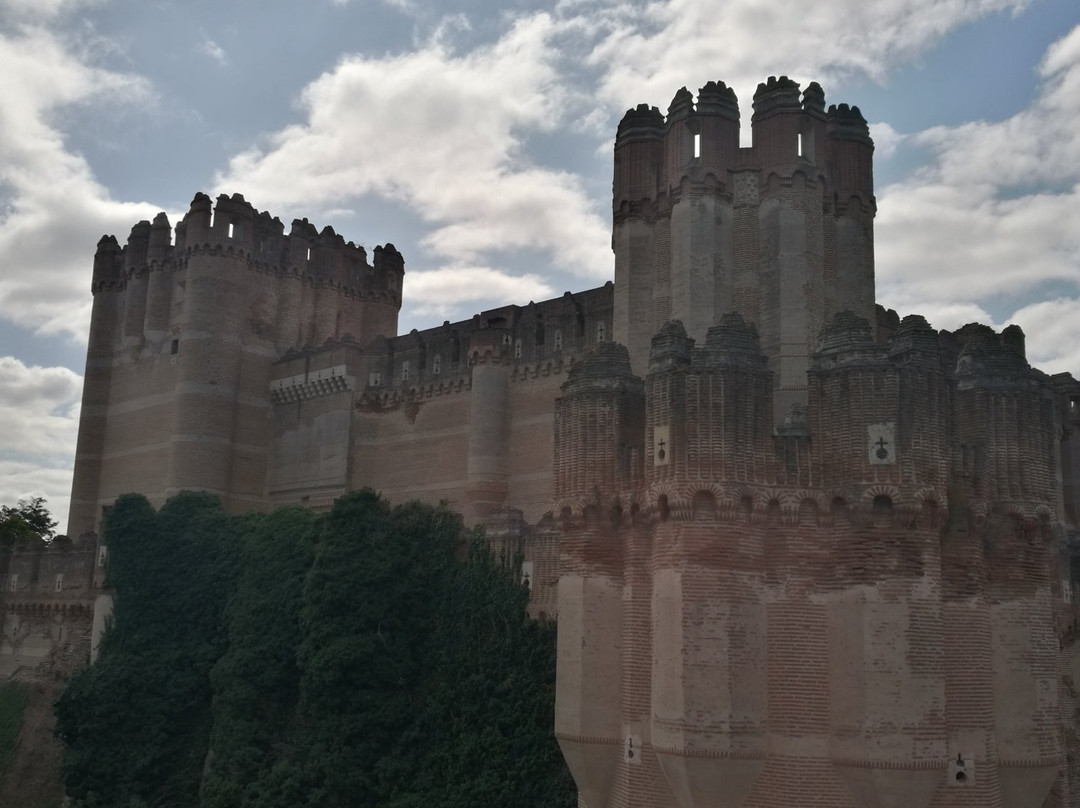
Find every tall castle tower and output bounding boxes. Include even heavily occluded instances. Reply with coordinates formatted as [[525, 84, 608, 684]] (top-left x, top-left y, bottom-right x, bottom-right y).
[[612, 77, 875, 418], [68, 193, 403, 537], [556, 79, 1080, 808]]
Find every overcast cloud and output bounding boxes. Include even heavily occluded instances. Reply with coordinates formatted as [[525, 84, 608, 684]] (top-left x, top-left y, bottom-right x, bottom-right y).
[[876, 23, 1080, 371]]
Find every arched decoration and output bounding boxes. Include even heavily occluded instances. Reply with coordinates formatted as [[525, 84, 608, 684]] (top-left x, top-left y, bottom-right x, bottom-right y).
[[740, 494, 755, 523], [658, 495, 670, 523], [872, 495, 894, 529], [798, 498, 820, 527], [583, 504, 601, 529]]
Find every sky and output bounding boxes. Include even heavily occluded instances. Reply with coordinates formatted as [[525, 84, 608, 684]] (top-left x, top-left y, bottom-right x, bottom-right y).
[[1, 0, 1079, 532]]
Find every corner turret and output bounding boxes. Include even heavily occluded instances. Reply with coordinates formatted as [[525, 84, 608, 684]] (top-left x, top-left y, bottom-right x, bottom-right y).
[[613, 103, 665, 213], [751, 75, 806, 167], [182, 192, 213, 244], [91, 235, 123, 293], [147, 212, 171, 265]]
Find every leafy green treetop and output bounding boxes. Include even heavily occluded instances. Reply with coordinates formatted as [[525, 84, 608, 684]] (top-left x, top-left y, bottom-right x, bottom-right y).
[[0, 496, 58, 546]]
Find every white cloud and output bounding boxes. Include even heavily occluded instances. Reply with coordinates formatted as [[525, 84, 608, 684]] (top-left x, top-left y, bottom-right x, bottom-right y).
[[0, 356, 81, 527], [213, 12, 611, 286], [572, 0, 1030, 111], [875, 23, 1080, 372], [0, 19, 161, 341], [199, 32, 229, 66], [0, 0, 98, 21], [404, 266, 554, 319], [869, 121, 905, 161], [1007, 298, 1080, 375]]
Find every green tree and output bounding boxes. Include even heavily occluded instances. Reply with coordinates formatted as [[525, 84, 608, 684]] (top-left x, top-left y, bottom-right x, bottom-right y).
[[55, 490, 575, 808], [201, 507, 319, 808], [55, 493, 240, 808], [0, 496, 58, 545]]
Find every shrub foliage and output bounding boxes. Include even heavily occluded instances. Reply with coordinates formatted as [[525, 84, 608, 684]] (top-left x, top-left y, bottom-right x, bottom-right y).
[[54, 491, 574, 808]]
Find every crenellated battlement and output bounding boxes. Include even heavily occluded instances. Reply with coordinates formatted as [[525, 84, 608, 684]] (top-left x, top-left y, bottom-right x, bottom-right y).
[[613, 75, 874, 201], [558, 308, 1062, 519], [93, 192, 404, 304]]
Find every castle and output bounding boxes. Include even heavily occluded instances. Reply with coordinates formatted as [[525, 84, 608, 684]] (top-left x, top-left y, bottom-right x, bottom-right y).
[[27, 76, 1080, 806]]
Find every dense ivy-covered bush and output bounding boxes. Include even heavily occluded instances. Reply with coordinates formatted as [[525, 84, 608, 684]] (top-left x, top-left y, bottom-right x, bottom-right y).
[[55, 490, 574, 808]]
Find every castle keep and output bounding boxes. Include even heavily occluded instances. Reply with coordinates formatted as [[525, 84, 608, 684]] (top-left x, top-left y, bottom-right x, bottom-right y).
[[51, 77, 1080, 807]]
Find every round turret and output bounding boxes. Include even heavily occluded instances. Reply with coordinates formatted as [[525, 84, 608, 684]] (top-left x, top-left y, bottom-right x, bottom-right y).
[[702, 312, 768, 369], [666, 86, 694, 122], [696, 80, 739, 120], [614, 103, 664, 211], [752, 75, 802, 118], [148, 212, 172, 265], [561, 342, 636, 396], [92, 235, 123, 292], [888, 314, 939, 359], [649, 320, 694, 373], [211, 193, 257, 249], [751, 75, 808, 171], [954, 324, 1031, 388], [183, 192, 213, 243], [802, 81, 826, 115], [695, 81, 741, 171], [816, 310, 876, 360], [123, 220, 151, 273]]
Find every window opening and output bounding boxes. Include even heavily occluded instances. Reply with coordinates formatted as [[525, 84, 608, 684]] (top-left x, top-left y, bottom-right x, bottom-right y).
[[228, 222, 235, 239], [693, 132, 701, 159], [55, 574, 64, 592], [797, 132, 803, 157], [554, 329, 563, 351], [596, 321, 605, 342], [401, 360, 410, 382], [170, 339, 179, 355], [514, 338, 522, 359], [432, 355, 441, 375]]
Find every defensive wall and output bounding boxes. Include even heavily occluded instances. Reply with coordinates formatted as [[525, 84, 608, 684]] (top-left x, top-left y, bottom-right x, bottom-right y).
[[0, 536, 100, 682], [553, 311, 1080, 808]]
